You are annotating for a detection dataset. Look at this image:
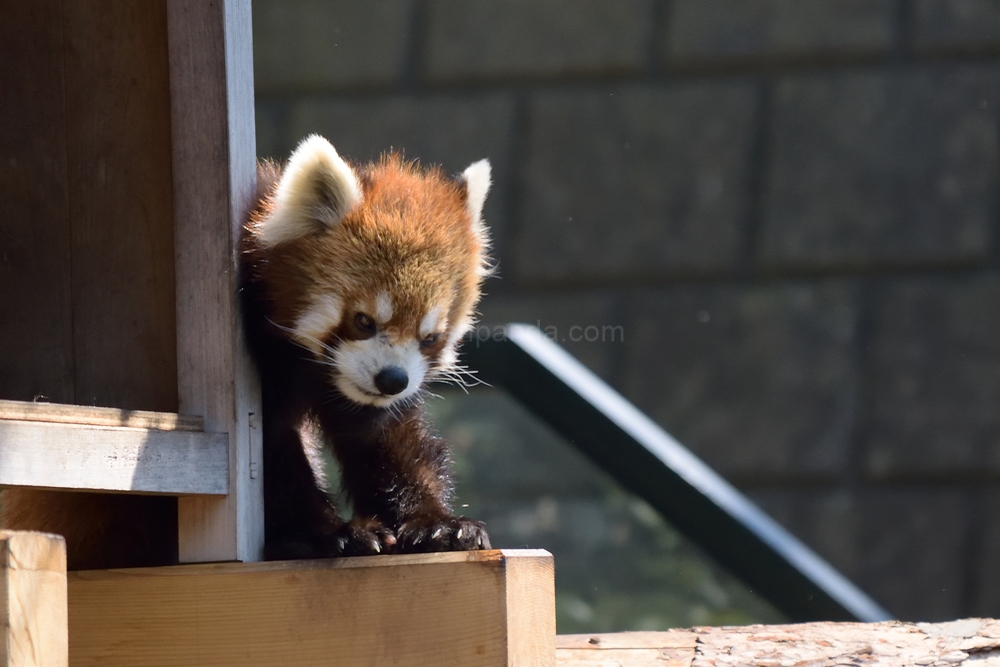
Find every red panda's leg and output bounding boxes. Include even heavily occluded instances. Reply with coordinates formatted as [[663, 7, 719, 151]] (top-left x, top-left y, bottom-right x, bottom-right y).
[[262, 417, 343, 559], [322, 405, 490, 554]]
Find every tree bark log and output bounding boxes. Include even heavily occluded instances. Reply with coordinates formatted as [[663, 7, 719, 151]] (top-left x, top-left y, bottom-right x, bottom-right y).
[[558, 618, 1000, 666]]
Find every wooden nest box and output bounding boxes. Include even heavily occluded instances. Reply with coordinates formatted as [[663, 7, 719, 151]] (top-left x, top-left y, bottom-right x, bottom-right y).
[[6, 3, 997, 667]]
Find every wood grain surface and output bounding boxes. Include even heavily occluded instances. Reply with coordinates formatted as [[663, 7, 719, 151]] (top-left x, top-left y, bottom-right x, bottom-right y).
[[557, 620, 1000, 666], [1, 531, 68, 667], [0, 420, 227, 495], [0, 0, 178, 410], [0, 1, 75, 405], [167, 0, 263, 564], [62, 0, 178, 412], [0, 400, 202, 432], [68, 549, 555, 667]]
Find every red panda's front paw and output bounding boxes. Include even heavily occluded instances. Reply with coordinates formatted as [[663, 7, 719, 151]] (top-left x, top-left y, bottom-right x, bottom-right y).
[[329, 518, 397, 557], [395, 516, 491, 553]]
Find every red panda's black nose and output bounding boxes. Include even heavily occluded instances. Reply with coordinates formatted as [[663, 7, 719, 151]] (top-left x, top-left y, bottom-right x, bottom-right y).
[[374, 366, 409, 395]]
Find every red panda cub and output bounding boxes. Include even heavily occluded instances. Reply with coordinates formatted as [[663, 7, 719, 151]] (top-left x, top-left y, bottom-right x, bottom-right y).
[[242, 135, 492, 558]]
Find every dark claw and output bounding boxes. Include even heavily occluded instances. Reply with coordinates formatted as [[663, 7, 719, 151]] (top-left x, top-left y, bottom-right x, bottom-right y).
[[395, 516, 491, 554], [327, 518, 396, 557]]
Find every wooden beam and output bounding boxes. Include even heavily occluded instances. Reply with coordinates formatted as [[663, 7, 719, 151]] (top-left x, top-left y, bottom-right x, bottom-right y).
[[167, 0, 263, 563], [0, 421, 227, 495], [506, 553, 558, 666], [1, 531, 67, 667], [0, 400, 203, 432], [68, 550, 555, 667]]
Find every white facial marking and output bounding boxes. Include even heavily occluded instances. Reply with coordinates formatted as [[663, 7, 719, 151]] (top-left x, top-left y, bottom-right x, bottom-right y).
[[375, 291, 393, 323], [446, 313, 474, 349], [333, 337, 428, 407], [293, 294, 343, 353], [419, 305, 446, 338]]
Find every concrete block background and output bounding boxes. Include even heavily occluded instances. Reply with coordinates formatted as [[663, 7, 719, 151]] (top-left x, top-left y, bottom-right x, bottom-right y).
[[665, 0, 895, 67], [914, 0, 1000, 55], [253, 0, 1000, 622], [752, 488, 974, 621], [515, 83, 758, 284], [759, 66, 1000, 270], [476, 290, 624, 382], [622, 281, 859, 483], [864, 276, 1000, 479], [253, 0, 413, 91], [423, 0, 654, 82]]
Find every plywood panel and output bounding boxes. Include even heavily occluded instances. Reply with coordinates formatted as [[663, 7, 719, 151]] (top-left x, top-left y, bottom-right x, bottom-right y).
[[68, 550, 554, 667], [0, 1, 74, 404], [62, 0, 177, 412]]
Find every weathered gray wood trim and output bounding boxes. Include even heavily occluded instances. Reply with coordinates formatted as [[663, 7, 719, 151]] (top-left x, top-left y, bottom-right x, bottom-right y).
[[0, 421, 227, 495], [167, 0, 263, 562]]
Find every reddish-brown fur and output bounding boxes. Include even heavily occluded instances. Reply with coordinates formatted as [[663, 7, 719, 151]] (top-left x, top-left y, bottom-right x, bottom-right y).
[[242, 151, 492, 558], [244, 155, 484, 344]]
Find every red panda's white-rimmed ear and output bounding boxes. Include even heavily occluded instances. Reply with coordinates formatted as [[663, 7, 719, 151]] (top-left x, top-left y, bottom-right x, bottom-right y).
[[259, 135, 363, 247], [461, 159, 491, 235]]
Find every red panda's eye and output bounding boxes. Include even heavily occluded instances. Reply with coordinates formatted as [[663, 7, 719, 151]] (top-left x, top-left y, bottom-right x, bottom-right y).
[[420, 332, 441, 349], [354, 313, 376, 337]]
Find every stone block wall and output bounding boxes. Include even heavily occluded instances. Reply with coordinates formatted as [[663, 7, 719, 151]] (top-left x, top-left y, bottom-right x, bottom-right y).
[[253, 0, 1000, 622]]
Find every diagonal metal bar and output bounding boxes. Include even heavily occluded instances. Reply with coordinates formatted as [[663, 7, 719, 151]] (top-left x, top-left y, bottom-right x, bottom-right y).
[[462, 323, 891, 623]]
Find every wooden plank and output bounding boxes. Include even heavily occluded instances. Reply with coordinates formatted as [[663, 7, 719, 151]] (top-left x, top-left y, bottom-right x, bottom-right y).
[[1, 531, 68, 667], [67, 550, 554, 667], [62, 0, 178, 412], [0, 421, 227, 495], [506, 553, 557, 667], [167, 0, 263, 563], [0, 0, 75, 405], [0, 400, 203, 432]]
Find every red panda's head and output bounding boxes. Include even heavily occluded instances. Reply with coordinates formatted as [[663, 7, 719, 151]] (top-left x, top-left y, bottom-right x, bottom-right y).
[[247, 135, 492, 408]]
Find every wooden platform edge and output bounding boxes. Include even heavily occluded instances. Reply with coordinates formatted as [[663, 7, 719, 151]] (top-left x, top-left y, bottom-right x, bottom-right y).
[[1, 531, 68, 667], [507, 552, 557, 667], [67, 549, 554, 667], [0, 421, 228, 495], [557, 619, 1000, 666], [0, 400, 203, 431]]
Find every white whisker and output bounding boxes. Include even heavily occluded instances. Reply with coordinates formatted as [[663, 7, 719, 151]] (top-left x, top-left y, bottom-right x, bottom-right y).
[[266, 317, 339, 357]]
